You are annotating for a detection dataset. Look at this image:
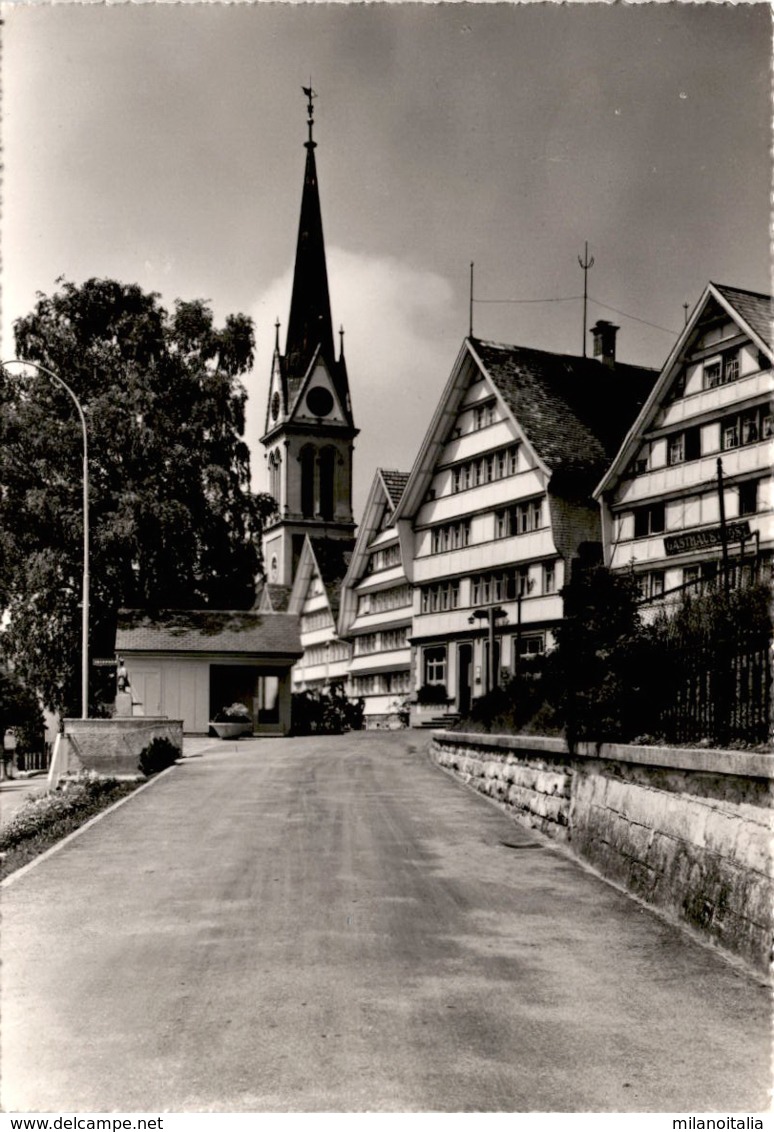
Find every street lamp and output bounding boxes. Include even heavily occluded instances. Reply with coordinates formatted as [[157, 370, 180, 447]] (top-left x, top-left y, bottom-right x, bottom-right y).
[[2, 359, 90, 719], [469, 605, 508, 693]]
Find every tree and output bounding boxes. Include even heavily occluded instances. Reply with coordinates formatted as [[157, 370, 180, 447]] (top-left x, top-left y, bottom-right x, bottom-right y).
[[1, 278, 274, 716], [549, 563, 652, 746]]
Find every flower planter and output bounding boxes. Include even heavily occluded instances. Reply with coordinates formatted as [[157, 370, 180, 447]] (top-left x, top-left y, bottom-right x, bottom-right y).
[[209, 721, 253, 740]]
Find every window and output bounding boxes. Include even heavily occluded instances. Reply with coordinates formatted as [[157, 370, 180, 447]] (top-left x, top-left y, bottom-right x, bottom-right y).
[[739, 480, 759, 517], [448, 445, 519, 495], [516, 634, 545, 658], [423, 646, 447, 686], [421, 581, 459, 613], [381, 628, 410, 652], [300, 445, 315, 518], [494, 497, 546, 538], [721, 405, 772, 451], [431, 521, 470, 554], [668, 434, 684, 466], [682, 565, 701, 596], [473, 401, 496, 430], [319, 446, 336, 521], [633, 503, 665, 538], [354, 634, 378, 656], [543, 561, 556, 594], [471, 569, 519, 605], [367, 544, 402, 573], [705, 350, 741, 390], [636, 571, 665, 601]]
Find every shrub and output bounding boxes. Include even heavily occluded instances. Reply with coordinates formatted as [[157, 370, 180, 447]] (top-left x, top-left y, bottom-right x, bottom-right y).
[[416, 683, 449, 706], [291, 681, 365, 735], [214, 702, 251, 723], [138, 736, 179, 776]]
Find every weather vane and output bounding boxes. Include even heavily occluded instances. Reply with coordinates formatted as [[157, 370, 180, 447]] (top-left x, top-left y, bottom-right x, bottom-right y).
[[302, 82, 317, 145]]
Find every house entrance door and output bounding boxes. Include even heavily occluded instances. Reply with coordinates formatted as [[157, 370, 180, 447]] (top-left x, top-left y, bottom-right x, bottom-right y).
[[457, 643, 473, 717]]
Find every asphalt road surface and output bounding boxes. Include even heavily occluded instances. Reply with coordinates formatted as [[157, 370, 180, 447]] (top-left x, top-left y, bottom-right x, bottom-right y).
[[1, 732, 770, 1112]]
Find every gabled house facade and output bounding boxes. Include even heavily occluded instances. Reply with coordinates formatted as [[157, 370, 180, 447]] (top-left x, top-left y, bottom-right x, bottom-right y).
[[393, 328, 657, 722], [338, 469, 413, 727], [284, 536, 354, 693], [595, 283, 773, 609]]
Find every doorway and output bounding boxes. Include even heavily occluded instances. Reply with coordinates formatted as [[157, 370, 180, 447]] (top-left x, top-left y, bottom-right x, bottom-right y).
[[457, 643, 473, 717]]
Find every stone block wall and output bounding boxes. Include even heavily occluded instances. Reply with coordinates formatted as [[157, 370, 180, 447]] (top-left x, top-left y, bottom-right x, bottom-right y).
[[432, 732, 773, 974], [63, 717, 184, 778]]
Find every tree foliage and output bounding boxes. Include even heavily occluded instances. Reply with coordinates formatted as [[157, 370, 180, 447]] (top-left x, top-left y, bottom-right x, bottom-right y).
[[1, 278, 274, 715]]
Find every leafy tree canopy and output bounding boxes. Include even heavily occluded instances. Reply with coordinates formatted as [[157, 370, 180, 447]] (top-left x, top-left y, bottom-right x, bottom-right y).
[[1, 277, 274, 715]]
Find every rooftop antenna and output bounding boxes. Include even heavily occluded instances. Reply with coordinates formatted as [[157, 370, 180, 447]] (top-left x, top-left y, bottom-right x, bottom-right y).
[[578, 242, 595, 357], [469, 262, 474, 338], [683, 302, 689, 326]]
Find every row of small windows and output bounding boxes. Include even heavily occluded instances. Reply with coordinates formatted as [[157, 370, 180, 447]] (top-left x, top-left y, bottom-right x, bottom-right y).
[[300, 609, 334, 632], [431, 521, 471, 554], [629, 479, 763, 540], [668, 348, 769, 402], [426, 496, 546, 554], [636, 560, 761, 603], [357, 585, 413, 616], [628, 405, 771, 477], [303, 641, 350, 666], [420, 562, 557, 613], [353, 627, 411, 656], [366, 544, 402, 573], [351, 671, 412, 697], [422, 635, 546, 687], [451, 445, 520, 493]]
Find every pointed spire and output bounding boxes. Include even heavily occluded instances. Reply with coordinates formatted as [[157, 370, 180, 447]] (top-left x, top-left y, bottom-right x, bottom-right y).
[[284, 87, 336, 380], [339, 324, 345, 360], [274, 318, 281, 353]]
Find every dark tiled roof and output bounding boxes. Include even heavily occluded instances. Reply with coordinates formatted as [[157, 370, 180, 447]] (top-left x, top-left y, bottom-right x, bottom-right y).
[[116, 609, 302, 657], [380, 470, 410, 508], [260, 584, 292, 613], [308, 537, 355, 620], [713, 283, 772, 348], [473, 339, 658, 493]]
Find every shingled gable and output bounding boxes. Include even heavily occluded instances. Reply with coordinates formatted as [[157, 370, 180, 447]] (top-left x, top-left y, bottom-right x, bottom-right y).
[[595, 281, 774, 500], [394, 336, 657, 519], [380, 470, 410, 509], [116, 609, 302, 657], [288, 535, 355, 622], [340, 468, 410, 605]]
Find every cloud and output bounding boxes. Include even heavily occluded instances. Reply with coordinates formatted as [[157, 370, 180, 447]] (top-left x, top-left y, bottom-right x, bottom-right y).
[[246, 248, 459, 521]]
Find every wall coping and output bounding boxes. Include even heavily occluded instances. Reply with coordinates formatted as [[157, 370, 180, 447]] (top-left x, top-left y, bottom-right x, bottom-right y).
[[64, 718, 183, 729], [433, 730, 774, 781]]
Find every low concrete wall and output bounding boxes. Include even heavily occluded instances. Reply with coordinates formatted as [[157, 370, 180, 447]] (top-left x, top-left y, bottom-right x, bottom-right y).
[[432, 732, 774, 974], [62, 718, 184, 778]]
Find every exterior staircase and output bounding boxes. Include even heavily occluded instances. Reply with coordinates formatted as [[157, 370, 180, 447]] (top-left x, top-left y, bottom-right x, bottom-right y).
[[417, 712, 461, 730]]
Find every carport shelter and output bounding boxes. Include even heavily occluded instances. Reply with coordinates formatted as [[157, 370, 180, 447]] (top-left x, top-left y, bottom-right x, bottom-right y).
[[116, 610, 302, 735]]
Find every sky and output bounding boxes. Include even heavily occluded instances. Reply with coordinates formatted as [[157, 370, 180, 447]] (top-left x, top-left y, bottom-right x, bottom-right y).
[[3, 2, 771, 521]]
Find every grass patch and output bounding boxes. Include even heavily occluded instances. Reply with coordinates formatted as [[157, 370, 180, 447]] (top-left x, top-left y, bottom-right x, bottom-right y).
[[0, 775, 141, 881]]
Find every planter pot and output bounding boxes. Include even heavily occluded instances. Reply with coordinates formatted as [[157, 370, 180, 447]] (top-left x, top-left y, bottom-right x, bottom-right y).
[[209, 721, 253, 740]]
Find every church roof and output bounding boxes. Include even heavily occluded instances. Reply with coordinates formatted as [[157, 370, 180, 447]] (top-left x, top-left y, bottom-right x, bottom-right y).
[[472, 338, 658, 492], [380, 470, 410, 508], [256, 584, 292, 613], [116, 609, 302, 657]]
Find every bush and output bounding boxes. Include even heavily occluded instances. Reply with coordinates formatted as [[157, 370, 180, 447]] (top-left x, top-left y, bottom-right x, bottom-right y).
[[213, 702, 251, 723], [138, 736, 180, 776], [291, 681, 365, 735], [416, 683, 449, 706], [0, 775, 134, 853]]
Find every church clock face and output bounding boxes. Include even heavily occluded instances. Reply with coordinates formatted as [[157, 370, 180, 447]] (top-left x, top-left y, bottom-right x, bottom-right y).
[[271, 391, 281, 421], [306, 386, 334, 418]]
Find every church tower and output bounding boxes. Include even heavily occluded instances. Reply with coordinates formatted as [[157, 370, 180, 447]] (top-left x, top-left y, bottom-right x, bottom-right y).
[[261, 89, 358, 588]]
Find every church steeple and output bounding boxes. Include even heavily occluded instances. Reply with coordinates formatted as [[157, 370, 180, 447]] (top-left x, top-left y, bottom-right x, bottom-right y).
[[284, 86, 336, 382], [260, 89, 358, 590]]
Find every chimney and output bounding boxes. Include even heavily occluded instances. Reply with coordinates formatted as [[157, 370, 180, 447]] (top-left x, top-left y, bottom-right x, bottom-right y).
[[590, 319, 619, 367]]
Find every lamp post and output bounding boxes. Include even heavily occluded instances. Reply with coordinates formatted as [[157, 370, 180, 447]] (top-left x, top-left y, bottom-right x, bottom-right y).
[[469, 605, 507, 694], [2, 359, 90, 719]]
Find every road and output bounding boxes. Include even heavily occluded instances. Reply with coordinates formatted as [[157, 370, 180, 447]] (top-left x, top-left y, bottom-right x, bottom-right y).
[[1, 732, 770, 1112]]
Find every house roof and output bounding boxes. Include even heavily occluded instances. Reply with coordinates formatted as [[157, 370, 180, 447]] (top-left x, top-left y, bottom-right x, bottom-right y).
[[380, 470, 410, 508], [257, 584, 293, 613], [308, 537, 355, 620], [116, 609, 302, 657], [594, 281, 774, 499], [472, 338, 658, 491], [712, 283, 772, 348]]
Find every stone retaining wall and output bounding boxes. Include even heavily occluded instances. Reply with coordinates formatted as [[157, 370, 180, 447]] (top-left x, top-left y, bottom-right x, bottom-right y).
[[432, 732, 773, 974], [62, 718, 184, 778]]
